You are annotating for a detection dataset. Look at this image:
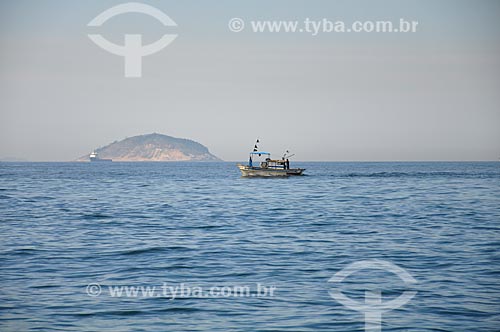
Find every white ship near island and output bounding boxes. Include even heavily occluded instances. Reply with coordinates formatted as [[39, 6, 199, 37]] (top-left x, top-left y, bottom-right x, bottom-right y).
[[89, 151, 112, 162], [237, 140, 305, 177]]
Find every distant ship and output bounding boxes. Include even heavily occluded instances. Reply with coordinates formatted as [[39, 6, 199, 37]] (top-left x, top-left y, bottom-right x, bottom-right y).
[[89, 151, 112, 162]]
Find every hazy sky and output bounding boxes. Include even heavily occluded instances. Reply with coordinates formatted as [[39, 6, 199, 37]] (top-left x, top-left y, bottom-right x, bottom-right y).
[[1, 0, 499, 161]]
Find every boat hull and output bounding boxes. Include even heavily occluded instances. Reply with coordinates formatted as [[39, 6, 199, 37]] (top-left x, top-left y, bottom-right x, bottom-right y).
[[237, 164, 304, 177], [286, 168, 305, 176], [90, 158, 112, 162]]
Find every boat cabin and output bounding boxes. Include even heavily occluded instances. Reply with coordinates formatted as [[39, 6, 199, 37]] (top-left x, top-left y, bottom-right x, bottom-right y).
[[248, 152, 290, 170]]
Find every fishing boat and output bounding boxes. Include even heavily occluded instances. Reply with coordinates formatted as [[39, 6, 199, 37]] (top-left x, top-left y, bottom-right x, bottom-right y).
[[236, 140, 305, 177]]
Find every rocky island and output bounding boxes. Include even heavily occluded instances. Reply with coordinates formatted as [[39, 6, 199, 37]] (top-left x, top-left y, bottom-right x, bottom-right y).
[[78, 133, 221, 162]]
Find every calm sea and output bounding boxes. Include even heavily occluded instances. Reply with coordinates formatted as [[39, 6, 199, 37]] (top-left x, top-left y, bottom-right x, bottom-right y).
[[1, 162, 499, 331]]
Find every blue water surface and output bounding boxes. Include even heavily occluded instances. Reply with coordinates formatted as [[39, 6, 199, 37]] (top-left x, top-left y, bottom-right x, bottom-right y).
[[0, 162, 499, 331]]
